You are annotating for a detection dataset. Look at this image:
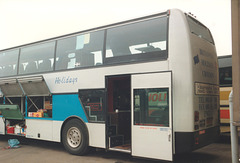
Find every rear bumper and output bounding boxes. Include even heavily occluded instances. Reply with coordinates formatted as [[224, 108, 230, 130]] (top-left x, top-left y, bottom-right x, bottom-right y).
[[175, 126, 220, 154]]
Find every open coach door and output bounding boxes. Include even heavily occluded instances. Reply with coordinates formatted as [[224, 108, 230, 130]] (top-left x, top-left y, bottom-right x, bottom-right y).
[[131, 72, 173, 161]]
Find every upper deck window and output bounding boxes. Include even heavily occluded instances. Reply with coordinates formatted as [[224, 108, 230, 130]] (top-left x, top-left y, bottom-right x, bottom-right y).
[[19, 42, 55, 75], [186, 15, 214, 44], [55, 30, 104, 71], [105, 17, 168, 64], [0, 49, 19, 77]]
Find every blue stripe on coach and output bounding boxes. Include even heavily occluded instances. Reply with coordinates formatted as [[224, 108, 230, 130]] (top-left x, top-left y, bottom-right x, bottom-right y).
[[52, 94, 88, 122]]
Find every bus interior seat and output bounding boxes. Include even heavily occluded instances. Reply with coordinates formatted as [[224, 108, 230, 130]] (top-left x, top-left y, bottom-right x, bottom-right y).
[[25, 62, 37, 74], [135, 45, 161, 53], [75, 52, 94, 67], [57, 56, 69, 70], [2, 65, 13, 75], [19, 64, 24, 74], [111, 44, 131, 57], [95, 62, 102, 66], [38, 59, 51, 72]]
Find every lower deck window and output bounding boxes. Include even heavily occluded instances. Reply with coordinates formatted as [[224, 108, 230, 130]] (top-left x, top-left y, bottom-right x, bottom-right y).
[[134, 88, 169, 127], [79, 89, 105, 122]]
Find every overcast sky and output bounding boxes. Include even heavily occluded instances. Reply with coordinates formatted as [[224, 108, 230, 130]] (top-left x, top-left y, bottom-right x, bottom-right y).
[[0, 0, 231, 56]]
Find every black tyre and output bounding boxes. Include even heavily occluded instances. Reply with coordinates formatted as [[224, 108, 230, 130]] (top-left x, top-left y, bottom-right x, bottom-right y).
[[62, 119, 89, 155]]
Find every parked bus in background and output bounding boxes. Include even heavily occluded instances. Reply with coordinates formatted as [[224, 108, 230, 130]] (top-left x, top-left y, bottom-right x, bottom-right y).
[[218, 55, 232, 125], [0, 9, 219, 161]]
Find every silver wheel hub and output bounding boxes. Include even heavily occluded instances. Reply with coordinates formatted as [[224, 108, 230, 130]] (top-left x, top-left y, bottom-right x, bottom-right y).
[[67, 127, 82, 148]]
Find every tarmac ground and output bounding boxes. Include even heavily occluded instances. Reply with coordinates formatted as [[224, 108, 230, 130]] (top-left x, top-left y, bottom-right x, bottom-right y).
[[0, 126, 239, 163]]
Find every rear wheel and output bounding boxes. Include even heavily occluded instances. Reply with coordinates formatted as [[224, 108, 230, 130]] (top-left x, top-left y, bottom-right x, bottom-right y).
[[62, 119, 89, 155]]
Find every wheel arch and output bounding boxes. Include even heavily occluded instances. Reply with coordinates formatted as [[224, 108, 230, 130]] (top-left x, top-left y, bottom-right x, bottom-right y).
[[60, 116, 89, 143]]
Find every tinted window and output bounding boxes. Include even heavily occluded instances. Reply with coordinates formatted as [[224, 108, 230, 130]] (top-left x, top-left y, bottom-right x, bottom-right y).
[[218, 56, 232, 68], [218, 56, 232, 86], [19, 42, 55, 74], [219, 67, 232, 86], [0, 49, 19, 77], [105, 17, 168, 64], [55, 30, 104, 70], [79, 89, 105, 122], [186, 15, 214, 44], [134, 88, 169, 127]]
